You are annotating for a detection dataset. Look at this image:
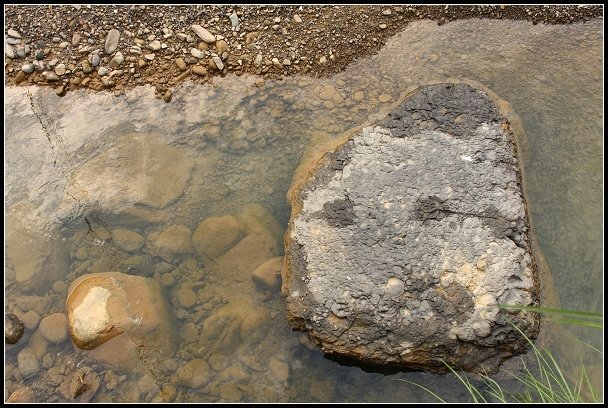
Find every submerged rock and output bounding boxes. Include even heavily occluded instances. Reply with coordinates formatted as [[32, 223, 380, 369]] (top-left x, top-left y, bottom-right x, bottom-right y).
[[283, 83, 539, 373], [191, 214, 244, 259], [6, 313, 25, 344], [63, 134, 193, 225], [66, 271, 175, 370]]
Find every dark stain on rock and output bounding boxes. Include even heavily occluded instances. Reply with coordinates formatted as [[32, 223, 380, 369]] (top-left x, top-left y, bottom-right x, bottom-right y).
[[320, 198, 356, 228]]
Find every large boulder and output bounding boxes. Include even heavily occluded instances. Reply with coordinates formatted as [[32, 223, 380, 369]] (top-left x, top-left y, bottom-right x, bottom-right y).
[[283, 83, 539, 373], [66, 272, 175, 370]]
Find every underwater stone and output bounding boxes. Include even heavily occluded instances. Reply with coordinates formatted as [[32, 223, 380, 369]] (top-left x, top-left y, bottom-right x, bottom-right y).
[[283, 83, 539, 373]]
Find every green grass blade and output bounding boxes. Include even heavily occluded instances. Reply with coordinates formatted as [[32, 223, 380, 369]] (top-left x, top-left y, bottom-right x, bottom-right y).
[[394, 378, 446, 403], [496, 305, 603, 319]]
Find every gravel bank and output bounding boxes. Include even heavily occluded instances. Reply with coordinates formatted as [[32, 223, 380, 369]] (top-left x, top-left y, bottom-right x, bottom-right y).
[[4, 5, 602, 100]]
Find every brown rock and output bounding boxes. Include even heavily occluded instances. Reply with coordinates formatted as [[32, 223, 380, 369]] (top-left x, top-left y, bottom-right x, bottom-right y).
[[192, 214, 244, 259], [38, 313, 68, 343], [251, 256, 283, 293], [7, 387, 36, 403], [154, 224, 192, 262], [192, 65, 207, 76], [111, 229, 145, 253], [175, 58, 187, 71], [178, 359, 211, 388]]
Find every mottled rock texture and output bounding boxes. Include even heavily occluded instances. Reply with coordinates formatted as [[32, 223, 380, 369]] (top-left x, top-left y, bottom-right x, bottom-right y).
[[283, 83, 539, 373]]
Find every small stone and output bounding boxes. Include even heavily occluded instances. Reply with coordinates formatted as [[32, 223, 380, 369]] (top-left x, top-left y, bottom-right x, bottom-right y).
[[138, 59, 148, 68], [251, 257, 283, 293], [282, 58, 291, 66], [272, 57, 283, 69], [81, 60, 93, 74], [39, 313, 68, 343], [33, 60, 44, 71], [16, 46, 26, 58], [191, 25, 215, 43], [382, 9, 392, 15], [190, 48, 204, 59], [112, 229, 145, 253], [44, 71, 59, 81], [6, 37, 20, 45], [175, 287, 197, 309], [319, 56, 327, 65], [211, 55, 224, 71], [59, 41, 69, 49], [110, 51, 124, 68], [105, 29, 120, 54], [147, 40, 161, 51], [54, 63, 66, 76], [129, 45, 142, 55], [6, 43, 15, 58], [163, 89, 172, 103], [104, 370, 118, 390], [42, 353, 54, 369], [91, 54, 100, 67], [293, 14, 302, 23], [8, 29, 22, 38], [17, 348, 40, 378], [161, 273, 175, 287], [175, 58, 187, 71], [69, 368, 100, 402], [72, 33, 82, 46], [144, 53, 155, 61], [254, 53, 263, 67], [192, 65, 207, 76], [178, 359, 211, 388], [216, 39, 228, 54], [52, 37, 61, 43], [15, 70, 27, 83], [220, 384, 242, 402], [378, 93, 392, 103], [21, 63, 34, 74], [7, 387, 36, 403], [176, 33, 187, 41], [245, 31, 259, 45], [98, 66, 110, 76], [229, 13, 239, 28], [49, 58, 59, 67], [269, 357, 289, 383], [35, 49, 44, 60], [5, 313, 24, 344], [21, 311, 40, 331], [379, 23, 388, 30], [56, 85, 68, 97]]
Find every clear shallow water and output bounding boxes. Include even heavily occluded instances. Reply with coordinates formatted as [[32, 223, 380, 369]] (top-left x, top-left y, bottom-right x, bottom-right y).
[[4, 19, 602, 402]]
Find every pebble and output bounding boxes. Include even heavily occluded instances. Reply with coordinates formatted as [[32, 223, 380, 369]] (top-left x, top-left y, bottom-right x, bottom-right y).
[[49, 58, 59, 67], [175, 58, 187, 71], [382, 9, 392, 15], [378, 93, 392, 103], [32, 60, 44, 71], [98, 66, 110, 76], [220, 384, 242, 402], [52, 36, 61, 43], [42, 353, 54, 369], [230, 13, 239, 28], [38, 313, 68, 343], [190, 48, 205, 59], [54, 63, 66, 76], [35, 49, 44, 60], [379, 23, 388, 29], [144, 53, 155, 61], [5, 313, 24, 344], [175, 288, 197, 309], [104, 370, 118, 390], [129, 45, 142, 55], [59, 41, 69, 49], [44, 71, 59, 81], [110, 51, 124, 67], [216, 39, 228, 54], [192, 65, 207, 76], [8, 29, 21, 38], [21, 63, 34, 74], [272, 57, 283, 69], [72, 33, 82, 46], [147, 40, 161, 51], [211, 55, 224, 70], [7, 387, 36, 403], [319, 56, 327, 64], [91, 54, 100, 66], [178, 359, 211, 388], [191, 24, 215, 44], [17, 348, 40, 378], [161, 273, 176, 287], [176, 32, 187, 41], [163, 89, 172, 103], [254, 53, 263, 67], [269, 357, 289, 383], [6, 37, 20, 45], [16, 46, 26, 58], [105, 29, 120, 54], [293, 14, 302, 23], [6, 43, 15, 58], [81, 60, 93, 74], [15, 70, 27, 83]]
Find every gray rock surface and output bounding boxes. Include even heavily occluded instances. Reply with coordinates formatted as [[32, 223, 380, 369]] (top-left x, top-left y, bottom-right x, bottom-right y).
[[283, 83, 539, 373], [104, 29, 120, 54]]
